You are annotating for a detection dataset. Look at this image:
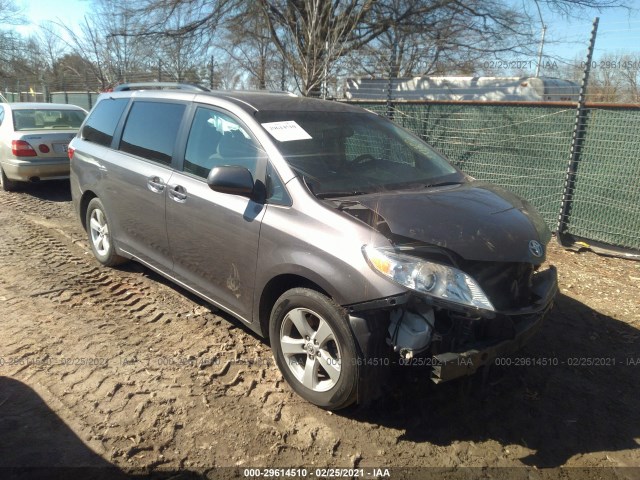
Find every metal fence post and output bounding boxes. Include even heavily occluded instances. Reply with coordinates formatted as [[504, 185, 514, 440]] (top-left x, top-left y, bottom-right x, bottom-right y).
[[386, 76, 393, 120], [63, 80, 69, 105], [557, 17, 599, 246], [386, 38, 398, 120]]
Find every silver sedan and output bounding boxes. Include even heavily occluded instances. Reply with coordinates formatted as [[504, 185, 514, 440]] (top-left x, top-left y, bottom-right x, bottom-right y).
[[0, 102, 87, 191]]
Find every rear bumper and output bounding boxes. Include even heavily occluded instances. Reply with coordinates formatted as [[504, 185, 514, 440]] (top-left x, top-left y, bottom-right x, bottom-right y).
[[2, 158, 70, 181]]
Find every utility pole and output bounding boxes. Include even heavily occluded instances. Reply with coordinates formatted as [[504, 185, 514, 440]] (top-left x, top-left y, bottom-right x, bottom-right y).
[[210, 56, 215, 90], [322, 41, 329, 99], [535, 24, 547, 77], [534, 0, 546, 77]]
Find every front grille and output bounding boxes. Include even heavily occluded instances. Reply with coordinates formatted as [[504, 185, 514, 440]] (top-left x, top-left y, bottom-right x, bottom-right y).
[[432, 310, 516, 353], [462, 261, 534, 311]]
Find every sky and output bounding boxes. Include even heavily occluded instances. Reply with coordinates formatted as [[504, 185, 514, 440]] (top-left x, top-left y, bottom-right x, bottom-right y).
[[11, 0, 640, 70], [14, 0, 90, 36], [539, 2, 640, 62]]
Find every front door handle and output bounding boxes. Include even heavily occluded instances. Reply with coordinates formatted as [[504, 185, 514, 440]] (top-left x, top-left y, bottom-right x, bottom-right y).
[[147, 176, 166, 193], [168, 185, 187, 203]]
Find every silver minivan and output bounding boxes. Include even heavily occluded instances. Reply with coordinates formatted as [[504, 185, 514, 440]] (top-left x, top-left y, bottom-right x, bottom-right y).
[[70, 83, 557, 410]]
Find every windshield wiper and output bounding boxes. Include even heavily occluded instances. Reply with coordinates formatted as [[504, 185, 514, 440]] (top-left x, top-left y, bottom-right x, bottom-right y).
[[423, 181, 463, 188], [316, 191, 369, 199]]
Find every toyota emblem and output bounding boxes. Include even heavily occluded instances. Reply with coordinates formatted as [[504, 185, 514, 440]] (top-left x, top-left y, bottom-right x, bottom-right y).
[[529, 240, 544, 258]]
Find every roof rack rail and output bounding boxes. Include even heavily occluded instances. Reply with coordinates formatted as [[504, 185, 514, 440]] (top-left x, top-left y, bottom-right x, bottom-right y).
[[268, 90, 297, 97], [235, 89, 296, 96], [113, 82, 211, 92]]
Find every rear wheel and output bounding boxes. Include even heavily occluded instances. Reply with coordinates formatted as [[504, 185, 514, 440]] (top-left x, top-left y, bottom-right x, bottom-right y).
[[0, 167, 18, 192], [85, 197, 127, 267], [270, 288, 360, 410]]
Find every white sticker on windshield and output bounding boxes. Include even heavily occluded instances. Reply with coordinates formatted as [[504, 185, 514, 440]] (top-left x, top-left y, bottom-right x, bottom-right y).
[[261, 121, 312, 142]]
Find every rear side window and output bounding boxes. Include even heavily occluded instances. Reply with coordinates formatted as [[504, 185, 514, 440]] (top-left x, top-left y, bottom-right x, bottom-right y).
[[120, 101, 186, 165], [82, 98, 128, 147]]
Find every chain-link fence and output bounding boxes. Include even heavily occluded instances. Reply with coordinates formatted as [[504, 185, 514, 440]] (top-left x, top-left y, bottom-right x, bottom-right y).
[[4, 87, 637, 255], [2, 90, 98, 111], [562, 104, 640, 252], [347, 99, 640, 255]]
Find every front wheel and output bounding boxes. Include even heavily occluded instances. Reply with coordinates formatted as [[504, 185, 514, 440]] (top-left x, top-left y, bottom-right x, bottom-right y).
[[85, 197, 127, 267], [269, 288, 360, 410]]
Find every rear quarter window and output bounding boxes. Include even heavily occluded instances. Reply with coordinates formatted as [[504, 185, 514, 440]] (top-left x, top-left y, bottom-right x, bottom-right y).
[[119, 101, 186, 165], [82, 98, 129, 147]]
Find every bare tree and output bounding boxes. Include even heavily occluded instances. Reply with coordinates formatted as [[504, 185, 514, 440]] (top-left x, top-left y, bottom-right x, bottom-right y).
[[48, 0, 156, 90], [0, 0, 24, 25], [556, 51, 640, 104], [225, 2, 282, 90], [4, 0, 633, 98], [617, 53, 640, 102], [36, 24, 68, 77], [101, 0, 238, 85], [587, 53, 640, 103], [257, 0, 385, 96], [0, 0, 26, 75], [95, 0, 150, 83], [214, 56, 249, 90], [255, 0, 559, 95], [352, 0, 530, 79], [538, 0, 629, 16], [153, 3, 210, 83], [58, 16, 114, 89], [121, 0, 237, 37]]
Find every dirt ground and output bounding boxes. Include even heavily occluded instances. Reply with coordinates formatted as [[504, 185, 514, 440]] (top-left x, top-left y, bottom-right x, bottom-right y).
[[0, 181, 638, 479]]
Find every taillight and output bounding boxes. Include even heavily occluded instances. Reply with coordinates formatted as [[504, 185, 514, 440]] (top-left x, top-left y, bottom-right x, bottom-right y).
[[11, 140, 37, 157], [68, 146, 75, 161], [39, 144, 50, 153]]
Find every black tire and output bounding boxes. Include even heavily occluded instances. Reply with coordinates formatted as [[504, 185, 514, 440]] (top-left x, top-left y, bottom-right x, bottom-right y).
[[0, 167, 18, 192], [85, 197, 127, 267], [269, 288, 360, 410]]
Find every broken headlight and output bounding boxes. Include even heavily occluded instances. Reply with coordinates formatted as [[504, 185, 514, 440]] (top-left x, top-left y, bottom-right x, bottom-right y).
[[363, 245, 495, 311]]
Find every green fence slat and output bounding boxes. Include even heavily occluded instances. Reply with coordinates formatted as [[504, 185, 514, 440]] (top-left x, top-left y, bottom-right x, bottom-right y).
[[563, 107, 640, 250], [347, 101, 640, 253]]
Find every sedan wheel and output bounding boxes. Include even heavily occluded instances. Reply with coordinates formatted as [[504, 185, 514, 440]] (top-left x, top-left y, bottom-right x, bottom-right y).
[[0, 167, 18, 192], [270, 288, 359, 410]]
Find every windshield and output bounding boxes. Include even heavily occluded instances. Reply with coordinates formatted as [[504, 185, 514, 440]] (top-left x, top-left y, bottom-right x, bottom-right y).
[[256, 110, 462, 197], [12, 108, 86, 131]]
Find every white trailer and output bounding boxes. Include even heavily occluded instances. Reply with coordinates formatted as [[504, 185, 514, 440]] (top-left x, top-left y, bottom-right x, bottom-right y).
[[345, 76, 580, 102]]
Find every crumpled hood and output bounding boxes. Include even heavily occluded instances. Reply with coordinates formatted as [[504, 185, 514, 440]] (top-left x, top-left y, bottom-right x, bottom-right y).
[[353, 181, 552, 264]]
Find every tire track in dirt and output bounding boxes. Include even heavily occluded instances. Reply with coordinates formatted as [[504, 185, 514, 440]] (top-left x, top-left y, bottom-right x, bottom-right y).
[[0, 191, 285, 405], [0, 185, 74, 219], [0, 191, 321, 469]]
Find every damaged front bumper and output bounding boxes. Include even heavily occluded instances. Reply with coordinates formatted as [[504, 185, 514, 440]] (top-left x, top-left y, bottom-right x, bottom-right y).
[[347, 266, 558, 385], [432, 265, 557, 383]]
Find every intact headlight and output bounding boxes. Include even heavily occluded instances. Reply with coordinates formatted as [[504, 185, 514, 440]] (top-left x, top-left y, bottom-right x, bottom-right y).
[[363, 245, 495, 311]]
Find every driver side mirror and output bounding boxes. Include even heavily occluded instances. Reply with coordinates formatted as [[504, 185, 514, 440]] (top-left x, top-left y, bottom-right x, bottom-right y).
[[207, 165, 254, 197]]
